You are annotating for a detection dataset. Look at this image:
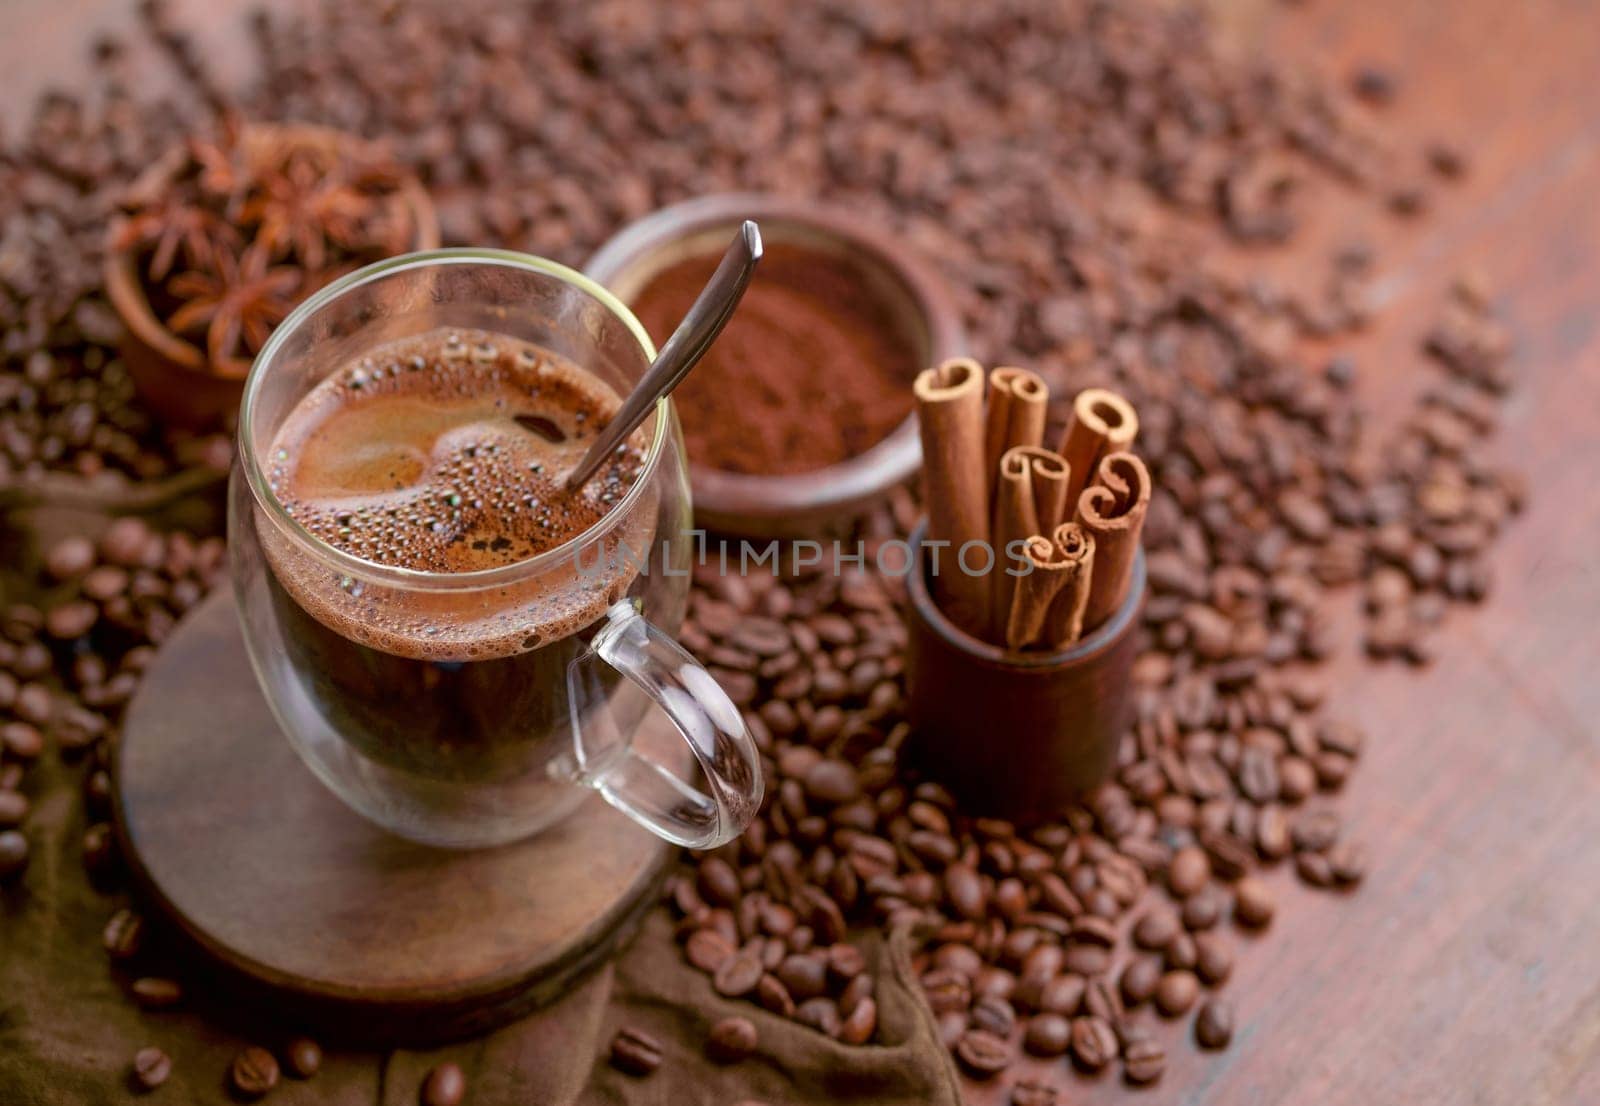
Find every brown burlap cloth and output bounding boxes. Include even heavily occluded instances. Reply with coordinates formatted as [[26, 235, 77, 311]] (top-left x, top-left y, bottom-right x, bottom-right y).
[[0, 751, 961, 1106]]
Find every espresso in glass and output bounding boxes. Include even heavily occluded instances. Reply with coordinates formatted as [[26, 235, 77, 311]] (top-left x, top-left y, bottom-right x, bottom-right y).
[[232, 250, 760, 850], [260, 327, 649, 787]]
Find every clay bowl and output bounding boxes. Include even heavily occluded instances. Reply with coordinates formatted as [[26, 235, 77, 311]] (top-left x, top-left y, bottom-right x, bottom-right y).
[[104, 123, 439, 430], [584, 193, 968, 538], [903, 520, 1147, 822]]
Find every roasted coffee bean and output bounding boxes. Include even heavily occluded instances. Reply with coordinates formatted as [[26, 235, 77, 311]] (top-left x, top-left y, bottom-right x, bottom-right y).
[[103, 908, 146, 961], [1038, 972, 1087, 1016], [1292, 808, 1341, 852], [712, 952, 764, 998], [1133, 908, 1181, 950], [1168, 846, 1210, 896], [1010, 1078, 1057, 1106], [82, 822, 116, 874], [129, 977, 182, 1010], [1062, 943, 1111, 977], [1122, 1037, 1167, 1085], [1084, 977, 1124, 1026], [1329, 841, 1370, 885], [1196, 999, 1235, 1049], [827, 942, 866, 981], [839, 995, 878, 1044], [419, 1062, 466, 1105], [932, 942, 983, 978], [970, 995, 1015, 1038], [1257, 805, 1294, 858], [1120, 957, 1162, 1007], [756, 973, 796, 1017], [1165, 932, 1199, 972], [944, 863, 987, 920], [1155, 970, 1200, 1017], [130, 1046, 171, 1091], [1023, 1012, 1072, 1056], [609, 1028, 663, 1076], [284, 1036, 322, 1079], [805, 759, 861, 804], [1200, 828, 1255, 881], [1234, 876, 1277, 926], [687, 928, 735, 972], [230, 1046, 279, 1098], [1296, 850, 1337, 887], [954, 1029, 1012, 1078], [1195, 932, 1234, 985], [707, 1016, 759, 1063], [0, 791, 28, 827], [45, 536, 96, 581], [921, 966, 972, 1013], [1182, 888, 1224, 932], [1069, 1016, 1118, 1070], [796, 997, 842, 1037], [777, 953, 828, 1001], [1, 722, 43, 760], [698, 857, 742, 906]]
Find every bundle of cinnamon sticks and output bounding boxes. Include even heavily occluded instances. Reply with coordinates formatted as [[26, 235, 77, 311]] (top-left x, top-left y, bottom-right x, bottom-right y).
[[914, 359, 1151, 652]]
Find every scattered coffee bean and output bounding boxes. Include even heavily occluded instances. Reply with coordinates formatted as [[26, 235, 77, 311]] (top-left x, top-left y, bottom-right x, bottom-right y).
[[839, 995, 877, 1044], [1069, 1016, 1118, 1070], [230, 1046, 280, 1098], [1296, 850, 1336, 887], [1330, 841, 1370, 885], [1196, 999, 1235, 1049], [421, 1061, 466, 1105], [1009, 1078, 1057, 1106], [1120, 957, 1162, 1006], [609, 1027, 663, 1076], [130, 1046, 171, 1091], [707, 1016, 759, 1063], [955, 1029, 1012, 1078], [1122, 1037, 1167, 1085], [1168, 847, 1210, 897], [1023, 1012, 1072, 1057], [1155, 971, 1200, 1017], [284, 1037, 322, 1079], [1195, 932, 1235, 985], [713, 952, 764, 998], [1234, 876, 1277, 927], [103, 908, 146, 961], [129, 977, 182, 1010]]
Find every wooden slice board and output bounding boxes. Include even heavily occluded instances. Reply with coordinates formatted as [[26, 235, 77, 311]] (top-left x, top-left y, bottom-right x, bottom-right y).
[[112, 588, 673, 1045]]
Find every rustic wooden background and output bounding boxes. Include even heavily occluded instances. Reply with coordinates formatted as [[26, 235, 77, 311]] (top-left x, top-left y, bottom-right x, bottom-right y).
[[3, 0, 1598, 1102]]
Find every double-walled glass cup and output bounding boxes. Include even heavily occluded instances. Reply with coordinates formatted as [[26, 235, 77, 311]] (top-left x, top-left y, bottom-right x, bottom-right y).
[[229, 250, 763, 849]]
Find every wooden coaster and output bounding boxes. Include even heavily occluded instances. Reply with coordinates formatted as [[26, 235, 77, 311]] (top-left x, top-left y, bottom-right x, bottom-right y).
[[113, 588, 673, 1045]]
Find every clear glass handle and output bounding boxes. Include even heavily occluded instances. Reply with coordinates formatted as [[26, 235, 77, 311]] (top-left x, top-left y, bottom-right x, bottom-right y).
[[568, 601, 764, 848]]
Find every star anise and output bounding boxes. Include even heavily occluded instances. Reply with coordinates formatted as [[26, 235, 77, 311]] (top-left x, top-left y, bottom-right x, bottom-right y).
[[165, 244, 302, 366], [113, 198, 240, 283], [241, 155, 371, 273]]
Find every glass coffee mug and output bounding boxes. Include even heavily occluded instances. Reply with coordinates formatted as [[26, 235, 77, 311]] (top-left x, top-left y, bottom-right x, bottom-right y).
[[228, 249, 763, 849]]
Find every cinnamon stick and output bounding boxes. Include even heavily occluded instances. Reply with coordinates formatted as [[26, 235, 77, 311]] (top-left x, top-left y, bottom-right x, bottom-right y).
[[1041, 521, 1096, 648], [1074, 450, 1151, 633], [914, 357, 990, 636], [989, 448, 1042, 643], [1058, 387, 1139, 507], [1004, 534, 1072, 651], [983, 366, 1049, 494]]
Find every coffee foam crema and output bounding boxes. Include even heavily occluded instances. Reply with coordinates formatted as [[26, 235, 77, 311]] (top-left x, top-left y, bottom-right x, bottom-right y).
[[258, 328, 654, 661]]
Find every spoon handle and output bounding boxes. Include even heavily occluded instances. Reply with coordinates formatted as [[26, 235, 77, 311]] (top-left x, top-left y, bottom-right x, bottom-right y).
[[564, 220, 763, 491]]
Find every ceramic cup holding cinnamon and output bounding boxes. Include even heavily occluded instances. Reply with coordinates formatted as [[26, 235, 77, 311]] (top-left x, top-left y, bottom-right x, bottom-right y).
[[904, 519, 1145, 821]]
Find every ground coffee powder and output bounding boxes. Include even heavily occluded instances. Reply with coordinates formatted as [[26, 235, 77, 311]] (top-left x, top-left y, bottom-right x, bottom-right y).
[[629, 243, 916, 476]]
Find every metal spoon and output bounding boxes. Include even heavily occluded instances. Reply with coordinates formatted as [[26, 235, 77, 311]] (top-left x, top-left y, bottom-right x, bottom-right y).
[[564, 220, 763, 491]]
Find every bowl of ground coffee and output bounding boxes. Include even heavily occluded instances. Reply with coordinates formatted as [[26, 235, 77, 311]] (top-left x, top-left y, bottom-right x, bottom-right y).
[[586, 194, 967, 537]]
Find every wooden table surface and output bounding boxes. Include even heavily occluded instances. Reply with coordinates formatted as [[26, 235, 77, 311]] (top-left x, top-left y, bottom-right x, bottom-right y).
[[966, 1, 1600, 1103], [4, 0, 1599, 1102]]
